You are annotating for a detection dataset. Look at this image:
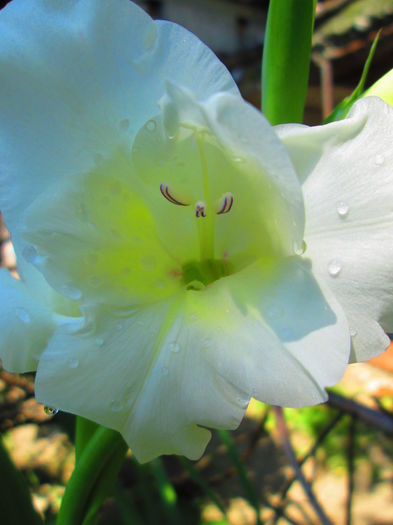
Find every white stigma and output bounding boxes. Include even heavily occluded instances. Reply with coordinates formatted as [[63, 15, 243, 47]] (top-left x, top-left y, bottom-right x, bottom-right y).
[[195, 201, 207, 218]]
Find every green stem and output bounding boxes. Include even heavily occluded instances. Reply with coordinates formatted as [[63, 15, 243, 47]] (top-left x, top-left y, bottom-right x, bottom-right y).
[[57, 427, 127, 525], [0, 438, 43, 525], [75, 416, 100, 465], [262, 0, 317, 124], [81, 441, 129, 525]]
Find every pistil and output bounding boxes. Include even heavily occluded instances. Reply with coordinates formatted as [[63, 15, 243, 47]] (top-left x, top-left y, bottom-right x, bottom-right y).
[[195, 132, 216, 261]]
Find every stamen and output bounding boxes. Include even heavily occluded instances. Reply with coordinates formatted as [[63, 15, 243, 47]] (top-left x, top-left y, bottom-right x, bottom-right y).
[[160, 183, 189, 206], [217, 192, 234, 215], [195, 201, 207, 218]]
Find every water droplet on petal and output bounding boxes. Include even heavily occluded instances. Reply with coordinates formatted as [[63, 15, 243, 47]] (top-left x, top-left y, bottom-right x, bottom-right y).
[[16, 307, 31, 324], [61, 284, 82, 300], [95, 337, 104, 347], [293, 240, 306, 255], [162, 366, 169, 376], [119, 118, 130, 131], [110, 399, 123, 412], [169, 342, 180, 353], [94, 153, 103, 164], [188, 312, 199, 323], [336, 201, 349, 218], [44, 406, 59, 416], [233, 156, 244, 163], [68, 358, 79, 369], [375, 154, 385, 166], [328, 259, 342, 277], [141, 256, 156, 271], [142, 25, 156, 50], [146, 120, 156, 132], [350, 329, 357, 337], [267, 305, 284, 320], [88, 276, 101, 288], [85, 252, 98, 265], [22, 245, 39, 264]]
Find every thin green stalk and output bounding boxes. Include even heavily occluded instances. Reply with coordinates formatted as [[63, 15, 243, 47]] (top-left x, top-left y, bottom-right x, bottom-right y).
[[113, 485, 145, 525], [57, 427, 127, 525], [75, 416, 100, 465], [262, 0, 317, 124], [178, 457, 228, 519], [81, 439, 129, 525], [218, 430, 261, 525], [325, 31, 380, 123], [150, 458, 180, 525], [0, 438, 43, 525]]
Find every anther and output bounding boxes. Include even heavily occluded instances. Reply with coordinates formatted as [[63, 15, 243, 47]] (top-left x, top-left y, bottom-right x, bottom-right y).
[[217, 192, 234, 215], [195, 201, 207, 218], [160, 183, 189, 206]]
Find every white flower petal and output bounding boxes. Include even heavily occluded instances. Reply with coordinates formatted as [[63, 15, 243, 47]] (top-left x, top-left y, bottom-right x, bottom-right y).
[[277, 97, 393, 361], [0, 269, 54, 372], [0, 0, 238, 250], [35, 257, 348, 462]]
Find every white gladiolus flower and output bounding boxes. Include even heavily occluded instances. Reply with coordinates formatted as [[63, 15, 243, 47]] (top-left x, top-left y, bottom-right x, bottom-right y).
[[0, 0, 392, 462]]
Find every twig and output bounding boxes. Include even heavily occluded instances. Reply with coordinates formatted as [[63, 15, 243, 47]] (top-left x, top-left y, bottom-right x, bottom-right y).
[[274, 407, 333, 525], [346, 416, 356, 525], [328, 392, 393, 434], [280, 411, 343, 501]]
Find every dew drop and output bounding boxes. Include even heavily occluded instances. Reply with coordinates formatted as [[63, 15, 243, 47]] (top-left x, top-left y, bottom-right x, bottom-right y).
[[267, 305, 284, 320], [293, 240, 307, 255], [110, 182, 122, 195], [336, 201, 349, 218], [233, 156, 244, 163], [281, 327, 292, 339], [146, 120, 156, 132], [93, 153, 103, 165], [169, 342, 180, 353], [110, 399, 122, 412], [328, 259, 342, 277], [88, 276, 101, 288], [16, 307, 31, 324], [95, 337, 104, 347], [188, 312, 199, 323], [22, 245, 39, 264], [162, 366, 169, 376], [141, 256, 156, 271], [61, 284, 82, 300], [68, 358, 79, 369], [78, 203, 89, 222], [142, 25, 156, 50], [350, 329, 357, 338], [85, 252, 98, 265], [119, 118, 130, 131], [375, 154, 385, 166], [44, 406, 59, 416]]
